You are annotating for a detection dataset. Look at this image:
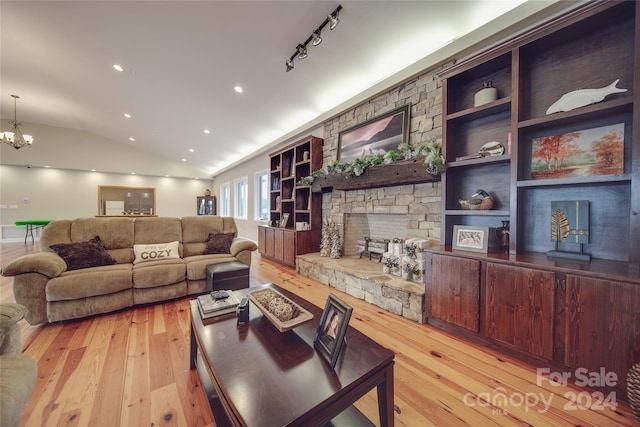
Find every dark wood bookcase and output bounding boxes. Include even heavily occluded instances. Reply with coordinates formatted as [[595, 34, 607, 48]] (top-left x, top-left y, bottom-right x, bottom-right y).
[[428, 0, 640, 397], [258, 136, 323, 267], [440, 0, 638, 264]]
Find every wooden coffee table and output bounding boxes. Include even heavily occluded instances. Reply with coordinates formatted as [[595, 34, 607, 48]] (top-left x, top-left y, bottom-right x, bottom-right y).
[[190, 283, 395, 427]]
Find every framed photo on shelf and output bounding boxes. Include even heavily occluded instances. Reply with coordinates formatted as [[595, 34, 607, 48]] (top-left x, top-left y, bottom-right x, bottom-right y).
[[452, 225, 489, 253], [337, 104, 410, 162], [279, 213, 290, 228], [314, 294, 353, 369]]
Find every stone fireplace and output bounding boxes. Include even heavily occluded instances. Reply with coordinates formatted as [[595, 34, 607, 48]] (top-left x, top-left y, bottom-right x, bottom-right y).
[[296, 181, 441, 323]]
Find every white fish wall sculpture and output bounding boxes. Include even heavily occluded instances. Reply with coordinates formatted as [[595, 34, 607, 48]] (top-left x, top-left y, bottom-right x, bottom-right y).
[[546, 79, 627, 114]]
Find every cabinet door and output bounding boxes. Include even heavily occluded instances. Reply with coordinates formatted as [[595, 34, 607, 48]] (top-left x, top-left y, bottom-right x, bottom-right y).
[[273, 229, 284, 262], [282, 230, 296, 267], [431, 254, 480, 332], [565, 276, 640, 390], [485, 263, 555, 360], [264, 228, 276, 258]]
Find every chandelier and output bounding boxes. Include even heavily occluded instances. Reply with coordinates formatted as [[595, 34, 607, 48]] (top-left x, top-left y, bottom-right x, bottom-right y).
[[1, 95, 34, 149]]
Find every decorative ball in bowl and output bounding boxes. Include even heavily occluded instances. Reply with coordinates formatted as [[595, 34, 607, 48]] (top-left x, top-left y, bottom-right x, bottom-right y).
[[247, 288, 313, 332]]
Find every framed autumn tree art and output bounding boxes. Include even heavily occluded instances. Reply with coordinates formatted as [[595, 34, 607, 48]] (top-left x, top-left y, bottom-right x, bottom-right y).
[[530, 123, 624, 180]]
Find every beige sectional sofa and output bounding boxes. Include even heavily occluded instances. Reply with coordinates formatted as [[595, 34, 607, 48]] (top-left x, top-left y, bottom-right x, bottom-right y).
[[1, 216, 257, 325]]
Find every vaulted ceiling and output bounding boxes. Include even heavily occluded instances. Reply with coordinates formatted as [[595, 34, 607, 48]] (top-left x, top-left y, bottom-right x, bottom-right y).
[[1, 1, 566, 177]]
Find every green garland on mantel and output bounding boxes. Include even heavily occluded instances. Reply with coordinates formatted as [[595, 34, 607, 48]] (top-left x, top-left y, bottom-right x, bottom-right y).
[[297, 140, 444, 187]]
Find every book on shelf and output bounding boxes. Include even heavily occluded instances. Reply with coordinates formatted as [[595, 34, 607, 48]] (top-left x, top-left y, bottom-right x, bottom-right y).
[[197, 291, 240, 319]]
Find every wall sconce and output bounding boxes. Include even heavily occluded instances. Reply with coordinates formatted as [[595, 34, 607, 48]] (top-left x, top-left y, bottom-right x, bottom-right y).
[[285, 5, 342, 72]]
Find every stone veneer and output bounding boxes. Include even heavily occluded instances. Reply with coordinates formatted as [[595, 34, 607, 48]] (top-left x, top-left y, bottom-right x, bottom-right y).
[[296, 253, 426, 323], [294, 63, 449, 322]]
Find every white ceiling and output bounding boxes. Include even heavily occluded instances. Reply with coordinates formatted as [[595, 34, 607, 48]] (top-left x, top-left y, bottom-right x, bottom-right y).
[[1, 1, 564, 177]]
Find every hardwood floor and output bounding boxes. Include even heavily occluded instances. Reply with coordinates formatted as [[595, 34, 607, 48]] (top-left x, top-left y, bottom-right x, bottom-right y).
[[1, 241, 638, 427]]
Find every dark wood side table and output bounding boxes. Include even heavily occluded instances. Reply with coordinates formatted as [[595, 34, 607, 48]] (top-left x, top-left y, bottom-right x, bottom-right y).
[[190, 283, 395, 427]]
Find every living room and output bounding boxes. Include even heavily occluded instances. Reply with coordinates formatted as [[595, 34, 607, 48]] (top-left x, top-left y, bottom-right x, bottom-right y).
[[2, 1, 640, 426]]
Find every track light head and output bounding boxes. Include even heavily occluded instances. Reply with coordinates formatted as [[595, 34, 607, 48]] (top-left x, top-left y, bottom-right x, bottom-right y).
[[296, 44, 307, 59], [312, 31, 322, 47], [328, 11, 339, 30], [286, 59, 294, 72]]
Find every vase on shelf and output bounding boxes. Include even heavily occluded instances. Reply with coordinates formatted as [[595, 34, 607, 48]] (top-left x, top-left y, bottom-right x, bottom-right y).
[[495, 220, 510, 253]]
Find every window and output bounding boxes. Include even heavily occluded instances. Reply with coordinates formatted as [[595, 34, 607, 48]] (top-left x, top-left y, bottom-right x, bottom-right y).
[[255, 170, 269, 220], [220, 182, 230, 216], [234, 177, 248, 219]]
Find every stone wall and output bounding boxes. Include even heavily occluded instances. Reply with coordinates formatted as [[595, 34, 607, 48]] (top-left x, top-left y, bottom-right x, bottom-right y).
[[319, 64, 448, 245]]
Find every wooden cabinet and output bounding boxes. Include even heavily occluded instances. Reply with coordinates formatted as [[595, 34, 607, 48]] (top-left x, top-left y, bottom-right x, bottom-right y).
[[430, 254, 481, 332], [438, 0, 639, 263], [259, 136, 324, 266], [425, 1, 640, 398], [485, 263, 555, 360], [564, 275, 640, 390], [197, 196, 216, 215], [258, 226, 319, 268]]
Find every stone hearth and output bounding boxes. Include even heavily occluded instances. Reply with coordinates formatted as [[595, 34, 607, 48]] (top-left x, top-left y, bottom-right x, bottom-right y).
[[296, 253, 425, 323]]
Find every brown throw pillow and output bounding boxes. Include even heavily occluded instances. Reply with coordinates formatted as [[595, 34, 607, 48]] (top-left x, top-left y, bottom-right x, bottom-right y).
[[204, 233, 235, 255], [50, 236, 117, 271]]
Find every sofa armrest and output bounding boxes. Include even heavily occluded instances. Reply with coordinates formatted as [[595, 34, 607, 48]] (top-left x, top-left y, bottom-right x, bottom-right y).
[[230, 237, 258, 257], [0, 252, 66, 279]]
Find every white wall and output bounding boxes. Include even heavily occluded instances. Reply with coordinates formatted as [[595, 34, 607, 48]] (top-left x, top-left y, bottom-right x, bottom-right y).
[[0, 165, 215, 240]]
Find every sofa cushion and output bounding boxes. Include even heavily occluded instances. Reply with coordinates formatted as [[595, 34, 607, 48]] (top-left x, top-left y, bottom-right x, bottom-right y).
[[181, 216, 237, 257], [133, 241, 180, 265], [204, 233, 235, 255], [46, 264, 132, 301], [50, 236, 117, 271], [132, 259, 185, 288]]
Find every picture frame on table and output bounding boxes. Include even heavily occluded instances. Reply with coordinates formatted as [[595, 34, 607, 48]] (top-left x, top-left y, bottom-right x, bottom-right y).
[[337, 104, 410, 162], [452, 225, 489, 253], [314, 294, 353, 369]]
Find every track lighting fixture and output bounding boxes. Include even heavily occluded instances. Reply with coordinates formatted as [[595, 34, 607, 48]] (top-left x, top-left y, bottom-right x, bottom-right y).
[[285, 5, 342, 72]]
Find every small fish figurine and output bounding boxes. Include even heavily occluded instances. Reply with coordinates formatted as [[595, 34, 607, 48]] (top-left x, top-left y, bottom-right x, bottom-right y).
[[546, 79, 627, 115]]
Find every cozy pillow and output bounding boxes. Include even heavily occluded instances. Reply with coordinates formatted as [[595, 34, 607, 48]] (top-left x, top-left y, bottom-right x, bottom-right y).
[[50, 236, 117, 271], [133, 241, 180, 264], [204, 233, 235, 255]]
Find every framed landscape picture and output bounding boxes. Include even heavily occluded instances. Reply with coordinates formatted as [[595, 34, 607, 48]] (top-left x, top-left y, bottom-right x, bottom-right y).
[[337, 104, 410, 162], [530, 123, 624, 180]]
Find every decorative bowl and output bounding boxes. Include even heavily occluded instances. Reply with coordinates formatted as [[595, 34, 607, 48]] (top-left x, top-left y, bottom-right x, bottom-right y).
[[247, 288, 314, 332]]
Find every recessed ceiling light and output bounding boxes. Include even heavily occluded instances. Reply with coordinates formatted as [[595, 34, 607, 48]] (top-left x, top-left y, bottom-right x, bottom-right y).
[[204, 129, 210, 134], [91, 169, 96, 172], [124, 113, 132, 119], [189, 148, 194, 153], [131, 172, 136, 175], [182, 158, 187, 162], [45, 165, 50, 168], [113, 64, 124, 72], [234, 86, 243, 93], [129, 137, 135, 142]]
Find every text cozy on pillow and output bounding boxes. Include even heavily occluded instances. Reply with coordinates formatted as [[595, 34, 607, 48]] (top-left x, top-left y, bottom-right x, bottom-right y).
[[50, 236, 117, 271], [133, 241, 180, 264]]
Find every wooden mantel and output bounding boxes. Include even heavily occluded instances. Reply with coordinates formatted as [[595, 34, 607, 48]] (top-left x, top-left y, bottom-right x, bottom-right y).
[[310, 159, 441, 193]]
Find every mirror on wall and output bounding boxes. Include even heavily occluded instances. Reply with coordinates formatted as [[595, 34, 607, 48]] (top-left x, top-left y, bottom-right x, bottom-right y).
[[97, 185, 156, 216]]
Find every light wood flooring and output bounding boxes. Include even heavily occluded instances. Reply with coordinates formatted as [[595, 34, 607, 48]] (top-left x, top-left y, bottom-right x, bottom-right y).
[[1, 241, 638, 427]]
